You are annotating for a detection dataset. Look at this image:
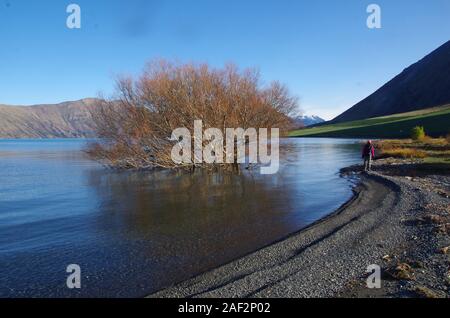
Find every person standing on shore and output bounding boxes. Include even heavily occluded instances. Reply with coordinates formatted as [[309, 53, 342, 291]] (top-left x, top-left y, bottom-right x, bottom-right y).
[[362, 140, 375, 171]]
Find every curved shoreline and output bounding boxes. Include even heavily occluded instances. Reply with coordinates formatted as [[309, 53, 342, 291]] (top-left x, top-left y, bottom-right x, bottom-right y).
[[147, 174, 395, 297], [148, 169, 450, 298]]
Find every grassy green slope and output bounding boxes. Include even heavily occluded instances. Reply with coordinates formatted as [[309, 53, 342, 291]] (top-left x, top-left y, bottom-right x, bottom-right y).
[[290, 105, 450, 138]]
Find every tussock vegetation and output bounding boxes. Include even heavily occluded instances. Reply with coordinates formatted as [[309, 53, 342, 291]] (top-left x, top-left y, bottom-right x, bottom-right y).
[[378, 148, 427, 159], [414, 285, 443, 298], [375, 137, 450, 161], [385, 262, 415, 281]]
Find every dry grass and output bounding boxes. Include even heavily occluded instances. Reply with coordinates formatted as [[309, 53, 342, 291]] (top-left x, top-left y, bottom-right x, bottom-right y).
[[377, 137, 448, 148], [385, 262, 415, 280], [375, 137, 450, 160], [414, 285, 443, 298], [378, 147, 427, 159]]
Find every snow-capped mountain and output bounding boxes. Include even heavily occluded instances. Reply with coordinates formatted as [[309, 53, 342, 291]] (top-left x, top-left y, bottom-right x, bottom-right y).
[[292, 115, 326, 127]]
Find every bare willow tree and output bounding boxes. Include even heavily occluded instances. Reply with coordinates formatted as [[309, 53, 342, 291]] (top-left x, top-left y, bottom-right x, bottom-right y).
[[88, 60, 299, 170]]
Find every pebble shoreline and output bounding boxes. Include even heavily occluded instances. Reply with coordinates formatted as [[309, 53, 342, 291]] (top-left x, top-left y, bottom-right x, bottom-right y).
[[149, 162, 450, 298]]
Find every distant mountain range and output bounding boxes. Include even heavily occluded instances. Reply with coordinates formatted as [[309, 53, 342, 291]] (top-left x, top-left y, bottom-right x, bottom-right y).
[[0, 98, 326, 138], [332, 40, 450, 123], [1, 41, 448, 138], [0, 99, 98, 138], [292, 115, 325, 127]]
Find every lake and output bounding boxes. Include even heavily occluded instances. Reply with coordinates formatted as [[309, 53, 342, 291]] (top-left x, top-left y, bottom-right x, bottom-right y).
[[0, 138, 362, 297]]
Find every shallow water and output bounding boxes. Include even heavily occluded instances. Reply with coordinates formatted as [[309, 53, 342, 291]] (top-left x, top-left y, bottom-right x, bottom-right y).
[[0, 138, 362, 297]]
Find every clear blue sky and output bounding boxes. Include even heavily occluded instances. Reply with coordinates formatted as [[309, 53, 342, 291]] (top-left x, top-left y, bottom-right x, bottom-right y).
[[0, 0, 449, 119]]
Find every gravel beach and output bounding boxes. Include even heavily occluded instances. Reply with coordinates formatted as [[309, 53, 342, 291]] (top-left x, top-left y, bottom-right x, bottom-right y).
[[149, 162, 450, 298]]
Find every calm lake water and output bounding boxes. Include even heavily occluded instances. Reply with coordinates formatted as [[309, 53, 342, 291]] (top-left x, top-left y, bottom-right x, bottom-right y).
[[0, 138, 362, 297]]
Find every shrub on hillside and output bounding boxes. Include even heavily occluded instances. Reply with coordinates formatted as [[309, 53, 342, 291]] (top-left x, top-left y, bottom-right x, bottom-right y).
[[411, 126, 426, 141]]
